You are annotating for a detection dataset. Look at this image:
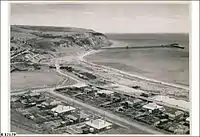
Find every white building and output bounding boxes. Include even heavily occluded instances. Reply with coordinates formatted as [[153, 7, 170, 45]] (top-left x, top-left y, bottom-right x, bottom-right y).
[[97, 90, 114, 95], [142, 103, 164, 111], [29, 92, 40, 97], [72, 83, 88, 88], [51, 105, 76, 114], [186, 117, 190, 122], [85, 119, 112, 130]]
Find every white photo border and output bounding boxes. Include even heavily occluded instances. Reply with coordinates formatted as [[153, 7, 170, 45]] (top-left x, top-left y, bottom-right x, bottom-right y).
[[1, 1, 199, 136]]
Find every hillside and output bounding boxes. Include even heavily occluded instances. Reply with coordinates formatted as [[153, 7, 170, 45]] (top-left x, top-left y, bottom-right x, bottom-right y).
[[10, 25, 111, 72]]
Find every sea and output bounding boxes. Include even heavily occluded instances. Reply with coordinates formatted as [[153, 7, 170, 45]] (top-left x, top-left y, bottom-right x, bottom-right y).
[[86, 33, 189, 86]]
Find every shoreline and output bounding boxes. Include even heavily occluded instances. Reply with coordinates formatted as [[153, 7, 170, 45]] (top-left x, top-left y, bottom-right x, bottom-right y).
[[81, 47, 189, 90]]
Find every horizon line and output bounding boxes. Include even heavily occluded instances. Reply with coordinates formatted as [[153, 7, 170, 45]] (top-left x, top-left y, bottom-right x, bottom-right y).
[[11, 24, 189, 34]]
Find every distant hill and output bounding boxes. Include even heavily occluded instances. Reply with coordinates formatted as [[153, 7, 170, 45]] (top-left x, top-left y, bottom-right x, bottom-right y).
[[11, 25, 111, 51], [10, 25, 111, 72], [11, 25, 95, 33]]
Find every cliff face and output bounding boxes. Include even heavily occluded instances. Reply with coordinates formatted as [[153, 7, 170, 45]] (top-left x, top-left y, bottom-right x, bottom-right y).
[[10, 25, 111, 72], [10, 25, 111, 52]]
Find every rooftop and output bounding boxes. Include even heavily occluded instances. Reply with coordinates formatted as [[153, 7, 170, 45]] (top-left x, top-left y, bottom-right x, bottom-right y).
[[186, 117, 190, 122], [142, 103, 164, 110], [110, 84, 144, 95], [29, 92, 40, 97], [97, 90, 114, 95], [67, 115, 78, 121], [85, 119, 112, 130], [50, 100, 61, 106], [72, 83, 88, 88], [51, 105, 76, 114]]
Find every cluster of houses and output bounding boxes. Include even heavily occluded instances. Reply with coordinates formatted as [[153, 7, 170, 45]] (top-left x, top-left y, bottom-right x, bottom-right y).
[[11, 91, 113, 134]]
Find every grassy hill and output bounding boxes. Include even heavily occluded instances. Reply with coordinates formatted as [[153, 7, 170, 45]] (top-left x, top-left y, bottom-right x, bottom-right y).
[[10, 25, 111, 72]]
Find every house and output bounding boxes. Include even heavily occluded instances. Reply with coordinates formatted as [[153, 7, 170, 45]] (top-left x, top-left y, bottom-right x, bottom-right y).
[[29, 92, 41, 98], [121, 100, 134, 107], [133, 99, 143, 104], [186, 117, 190, 122], [175, 111, 184, 119], [84, 88, 93, 93], [79, 111, 90, 122], [50, 100, 61, 106], [166, 113, 176, 120], [72, 83, 88, 89], [85, 119, 112, 131], [184, 117, 190, 126], [142, 103, 165, 112], [67, 115, 78, 123], [97, 90, 114, 97], [51, 105, 76, 114], [37, 102, 51, 109]]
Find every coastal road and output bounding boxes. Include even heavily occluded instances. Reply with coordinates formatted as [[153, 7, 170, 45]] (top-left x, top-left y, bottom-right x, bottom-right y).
[[48, 90, 163, 134]]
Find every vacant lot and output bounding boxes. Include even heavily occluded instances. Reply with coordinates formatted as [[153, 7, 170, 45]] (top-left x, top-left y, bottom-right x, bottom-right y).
[[11, 124, 35, 134], [11, 69, 76, 90], [11, 109, 42, 134], [86, 48, 189, 86]]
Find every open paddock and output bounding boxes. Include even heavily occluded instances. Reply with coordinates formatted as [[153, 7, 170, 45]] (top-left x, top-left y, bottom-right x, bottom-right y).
[[11, 70, 76, 90]]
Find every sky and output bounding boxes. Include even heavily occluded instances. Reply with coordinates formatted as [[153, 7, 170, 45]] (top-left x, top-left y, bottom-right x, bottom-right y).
[[10, 2, 189, 33]]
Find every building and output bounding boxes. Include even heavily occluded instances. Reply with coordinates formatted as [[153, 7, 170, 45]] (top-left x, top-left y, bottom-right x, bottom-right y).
[[67, 115, 78, 123], [70, 83, 88, 90], [185, 117, 190, 126], [175, 111, 184, 119], [97, 90, 114, 96], [84, 87, 93, 93], [186, 117, 190, 122], [85, 119, 112, 131], [50, 100, 61, 106], [142, 103, 165, 112], [166, 113, 176, 120], [51, 105, 76, 114], [133, 99, 143, 104], [29, 92, 41, 97], [121, 100, 134, 107], [37, 102, 51, 109]]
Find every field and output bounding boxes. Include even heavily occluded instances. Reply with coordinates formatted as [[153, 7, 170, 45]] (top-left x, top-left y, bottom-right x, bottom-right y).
[[86, 47, 189, 86], [11, 124, 35, 134], [11, 69, 76, 90], [11, 109, 43, 134]]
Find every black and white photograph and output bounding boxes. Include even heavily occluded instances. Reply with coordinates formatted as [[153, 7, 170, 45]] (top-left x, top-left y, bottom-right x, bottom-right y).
[[2, 0, 197, 135]]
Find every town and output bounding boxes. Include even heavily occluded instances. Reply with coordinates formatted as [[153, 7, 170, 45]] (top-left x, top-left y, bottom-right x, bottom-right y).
[[11, 79, 190, 134]]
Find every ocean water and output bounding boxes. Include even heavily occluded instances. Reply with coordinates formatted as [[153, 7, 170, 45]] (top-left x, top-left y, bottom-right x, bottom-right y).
[[86, 33, 189, 86]]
